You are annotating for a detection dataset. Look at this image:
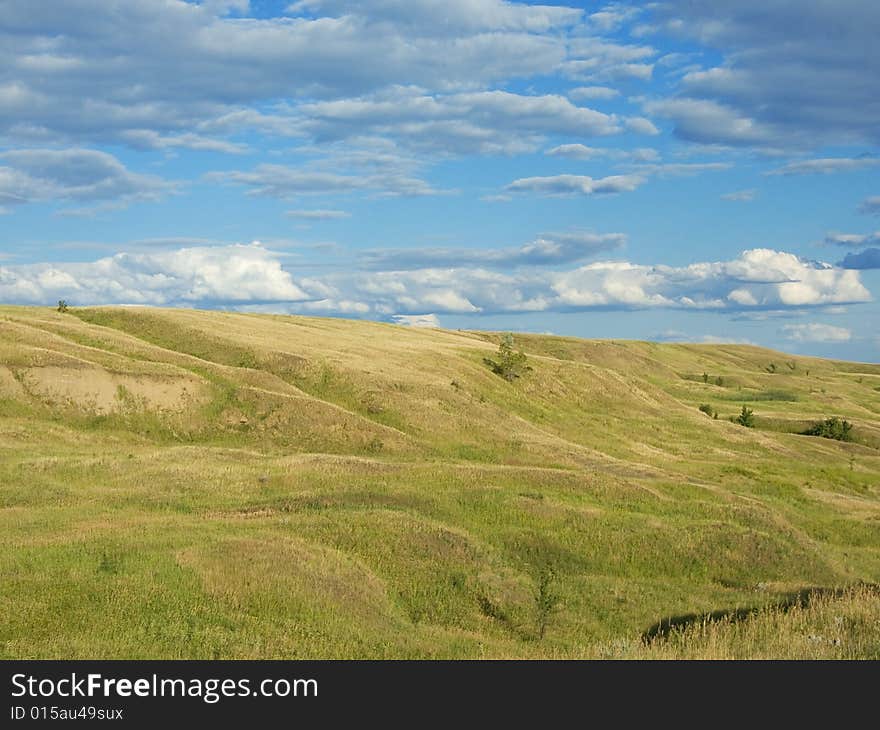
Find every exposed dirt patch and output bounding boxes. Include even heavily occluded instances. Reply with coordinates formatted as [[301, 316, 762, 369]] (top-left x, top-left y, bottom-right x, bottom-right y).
[[19, 365, 205, 413], [0, 367, 26, 399]]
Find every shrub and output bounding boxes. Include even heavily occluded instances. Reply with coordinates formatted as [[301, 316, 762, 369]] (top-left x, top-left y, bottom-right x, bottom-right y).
[[736, 405, 755, 428], [802, 416, 853, 442], [485, 333, 530, 382], [698, 403, 717, 418], [533, 566, 561, 640], [57, 300, 69, 313]]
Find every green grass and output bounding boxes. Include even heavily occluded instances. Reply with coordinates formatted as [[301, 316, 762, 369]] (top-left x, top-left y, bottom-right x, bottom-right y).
[[1, 305, 878, 658]]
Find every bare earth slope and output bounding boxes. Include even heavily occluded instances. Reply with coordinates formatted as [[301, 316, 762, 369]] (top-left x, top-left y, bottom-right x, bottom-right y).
[[1, 305, 878, 658]]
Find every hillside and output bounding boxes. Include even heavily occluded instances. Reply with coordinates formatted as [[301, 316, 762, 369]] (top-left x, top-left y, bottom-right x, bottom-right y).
[[1, 305, 878, 658]]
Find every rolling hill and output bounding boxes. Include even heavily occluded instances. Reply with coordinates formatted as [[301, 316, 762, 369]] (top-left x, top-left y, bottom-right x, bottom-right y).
[[1, 305, 878, 658]]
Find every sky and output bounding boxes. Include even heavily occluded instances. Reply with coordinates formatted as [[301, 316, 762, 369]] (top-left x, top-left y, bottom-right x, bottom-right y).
[[1, 0, 879, 361]]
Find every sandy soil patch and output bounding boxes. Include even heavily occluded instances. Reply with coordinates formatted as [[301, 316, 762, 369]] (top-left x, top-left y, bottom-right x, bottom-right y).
[[20, 365, 205, 413]]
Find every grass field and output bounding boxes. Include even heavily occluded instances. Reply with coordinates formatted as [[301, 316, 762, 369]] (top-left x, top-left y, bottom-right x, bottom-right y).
[[1, 305, 878, 658]]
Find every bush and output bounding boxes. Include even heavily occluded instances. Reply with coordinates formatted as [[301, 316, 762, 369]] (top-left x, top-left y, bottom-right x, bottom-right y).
[[698, 403, 717, 418], [57, 300, 69, 313], [802, 416, 853, 442], [485, 333, 530, 382], [533, 566, 561, 640], [736, 405, 755, 428]]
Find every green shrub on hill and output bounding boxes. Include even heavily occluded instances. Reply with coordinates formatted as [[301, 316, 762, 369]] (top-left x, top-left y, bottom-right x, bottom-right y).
[[802, 416, 853, 442], [736, 405, 755, 428], [485, 333, 530, 382]]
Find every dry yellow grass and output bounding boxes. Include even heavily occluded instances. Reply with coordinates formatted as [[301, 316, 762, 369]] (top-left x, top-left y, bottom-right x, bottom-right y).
[[0, 305, 878, 658]]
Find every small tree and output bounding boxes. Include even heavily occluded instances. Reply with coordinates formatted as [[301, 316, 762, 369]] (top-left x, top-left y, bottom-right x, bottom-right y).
[[736, 405, 755, 428], [57, 300, 69, 313], [485, 333, 530, 382]]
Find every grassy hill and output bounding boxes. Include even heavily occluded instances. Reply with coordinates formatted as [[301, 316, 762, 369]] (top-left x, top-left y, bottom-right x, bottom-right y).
[[1, 305, 878, 658]]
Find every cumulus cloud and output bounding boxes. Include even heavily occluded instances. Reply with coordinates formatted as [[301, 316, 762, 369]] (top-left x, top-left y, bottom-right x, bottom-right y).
[[643, 98, 780, 148], [766, 158, 880, 177], [644, 0, 880, 149], [362, 232, 626, 269], [314, 248, 870, 315], [624, 117, 660, 135], [857, 196, 880, 216], [837, 248, 880, 270], [0, 148, 177, 213], [1, 245, 869, 317], [782, 323, 852, 343], [721, 189, 756, 202], [504, 174, 644, 196], [0, 243, 311, 306]]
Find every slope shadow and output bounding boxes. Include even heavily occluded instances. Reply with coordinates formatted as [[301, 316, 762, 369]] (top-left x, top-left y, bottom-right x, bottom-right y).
[[641, 583, 880, 643]]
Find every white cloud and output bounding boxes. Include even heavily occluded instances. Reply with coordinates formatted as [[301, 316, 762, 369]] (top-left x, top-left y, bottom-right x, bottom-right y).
[[645, 1, 880, 149], [838, 249, 880, 270], [629, 162, 731, 178], [391, 313, 440, 328], [624, 116, 660, 135], [0, 0, 596, 152], [0, 148, 177, 213], [643, 98, 779, 148], [118, 130, 249, 154], [0, 243, 311, 306], [504, 173, 645, 196], [545, 144, 659, 162], [824, 231, 880, 248], [782, 323, 852, 343], [766, 158, 880, 177], [653, 330, 755, 345], [294, 89, 623, 155], [568, 85, 620, 101], [721, 189, 756, 202], [362, 231, 626, 269], [208, 164, 450, 198], [1, 245, 869, 317], [285, 209, 351, 220], [560, 38, 656, 82], [859, 196, 880, 216], [290, 0, 583, 34], [587, 5, 642, 33]]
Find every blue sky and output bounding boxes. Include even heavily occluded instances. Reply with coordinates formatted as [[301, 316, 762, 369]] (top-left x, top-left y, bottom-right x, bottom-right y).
[[1, 0, 879, 361]]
